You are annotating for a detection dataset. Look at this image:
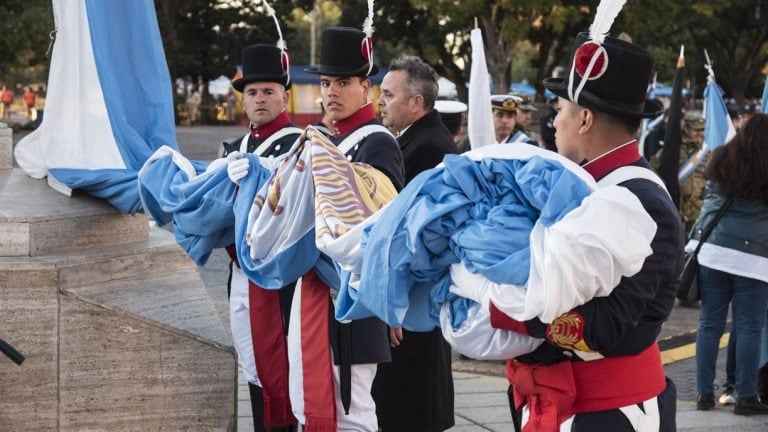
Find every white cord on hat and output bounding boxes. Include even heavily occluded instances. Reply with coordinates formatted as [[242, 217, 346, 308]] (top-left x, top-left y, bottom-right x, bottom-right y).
[[567, 44, 607, 104], [567, 0, 626, 104], [262, 0, 290, 87], [362, 0, 375, 76]]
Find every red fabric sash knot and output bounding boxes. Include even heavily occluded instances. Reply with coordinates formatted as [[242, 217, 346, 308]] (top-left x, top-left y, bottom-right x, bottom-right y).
[[507, 360, 576, 432], [507, 343, 666, 431]]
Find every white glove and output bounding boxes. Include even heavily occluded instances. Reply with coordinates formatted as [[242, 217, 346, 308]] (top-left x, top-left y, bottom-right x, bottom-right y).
[[448, 262, 493, 310], [227, 151, 250, 184]]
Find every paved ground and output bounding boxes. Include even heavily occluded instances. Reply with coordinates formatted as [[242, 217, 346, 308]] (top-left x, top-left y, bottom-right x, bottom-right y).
[[12, 124, 768, 430]]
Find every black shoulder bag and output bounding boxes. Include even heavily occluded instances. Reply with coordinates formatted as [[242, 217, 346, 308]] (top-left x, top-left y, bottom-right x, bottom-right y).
[[676, 197, 734, 303]]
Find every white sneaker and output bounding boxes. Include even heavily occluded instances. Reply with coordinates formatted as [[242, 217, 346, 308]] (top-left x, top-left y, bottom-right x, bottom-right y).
[[719, 385, 736, 405]]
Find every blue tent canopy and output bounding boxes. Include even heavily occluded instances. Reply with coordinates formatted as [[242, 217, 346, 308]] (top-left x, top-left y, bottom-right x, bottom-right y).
[[650, 83, 690, 98], [509, 81, 556, 99]]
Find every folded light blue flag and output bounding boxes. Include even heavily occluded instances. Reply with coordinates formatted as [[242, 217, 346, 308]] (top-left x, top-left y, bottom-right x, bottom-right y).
[[138, 152, 272, 266]]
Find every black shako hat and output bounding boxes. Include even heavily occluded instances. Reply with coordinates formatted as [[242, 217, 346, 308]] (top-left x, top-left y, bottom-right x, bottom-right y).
[[305, 27, 379, 77], [543, 32, 663, 119], [232, 44, 291, 92]]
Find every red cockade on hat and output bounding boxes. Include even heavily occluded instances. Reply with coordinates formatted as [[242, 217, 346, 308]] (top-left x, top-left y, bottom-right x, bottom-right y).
[[574, 41, 608, 80], [281, 50, 291, 72], [360, 36, 373, 62]]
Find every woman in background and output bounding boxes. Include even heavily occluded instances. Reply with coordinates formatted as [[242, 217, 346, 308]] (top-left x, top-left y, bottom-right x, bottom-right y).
[[694, 113, 768, 415]]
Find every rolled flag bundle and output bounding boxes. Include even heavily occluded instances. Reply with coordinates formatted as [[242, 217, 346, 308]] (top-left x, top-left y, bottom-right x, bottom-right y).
[[332, 144, 658, 359], [233, 127, 397, 290], [14, 0, 176, 213], [137, 146, 278, 265]]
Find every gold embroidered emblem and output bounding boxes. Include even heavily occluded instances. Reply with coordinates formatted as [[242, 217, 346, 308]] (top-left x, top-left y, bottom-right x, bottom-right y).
[[546, 311, 592, 352]]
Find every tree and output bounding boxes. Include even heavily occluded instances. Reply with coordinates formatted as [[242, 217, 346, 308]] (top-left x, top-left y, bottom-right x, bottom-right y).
[[154, 0, 307, 82], [622, 0, 768, 99], [338, 0, 593, 102], [0, 0, 54, 86], [285, 1, 343, 65]]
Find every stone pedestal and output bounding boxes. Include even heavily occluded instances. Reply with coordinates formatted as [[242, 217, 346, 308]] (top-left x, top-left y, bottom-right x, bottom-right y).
[[0, 122, 11, 169], [0, 169, 236, 431]]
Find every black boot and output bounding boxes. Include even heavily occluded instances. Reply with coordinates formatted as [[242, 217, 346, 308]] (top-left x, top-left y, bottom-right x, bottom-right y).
[[734, 396, 768, 416], [758, 363, 768, 404], [248, 383, 266, 432], [696, 393, 715, 411]]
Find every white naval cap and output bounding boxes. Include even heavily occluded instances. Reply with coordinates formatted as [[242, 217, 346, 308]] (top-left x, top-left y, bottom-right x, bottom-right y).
[[435, 100, 468, 114]]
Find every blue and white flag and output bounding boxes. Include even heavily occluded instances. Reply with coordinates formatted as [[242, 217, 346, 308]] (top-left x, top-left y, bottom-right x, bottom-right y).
[[678, 76, 736, 182], [14, 0, 176, 213], [137, 147, 276, 266], [334, 145, 657, 334], [233, 128, 398, 290], [761, 74, 768, 114]]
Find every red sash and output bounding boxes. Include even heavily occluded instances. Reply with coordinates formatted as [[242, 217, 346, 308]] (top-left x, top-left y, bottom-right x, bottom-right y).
[[299, 270, 337, 431], [229, 241, 296, 428], [248, 280, 296, 427], [507, 343, 666, 432]]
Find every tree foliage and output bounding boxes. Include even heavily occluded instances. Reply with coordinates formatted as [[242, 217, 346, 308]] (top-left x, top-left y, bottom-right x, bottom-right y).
[[0, 0, 54, 86], [338, 0, 592, 101], [622, 0, 768, 99], [154, 0, 310, 82], [3, 0, 768, 102]]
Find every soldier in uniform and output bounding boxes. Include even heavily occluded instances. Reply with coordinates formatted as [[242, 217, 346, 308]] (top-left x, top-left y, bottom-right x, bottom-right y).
[[512, 93, 541, 146], [302, 26, 405, 431], [224, 43, 302, 432], [650, 111, 707, 234], [678, 113, 708, 234], [492, 94, 537, 145], [478, 27, 684, 432], [435, 99, 468, 149]]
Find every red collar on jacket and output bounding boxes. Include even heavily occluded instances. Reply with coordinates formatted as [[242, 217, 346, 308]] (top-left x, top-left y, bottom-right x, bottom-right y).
[[250, 110, 292, 141], [332, 103, 376, 137], [582, 140, 641, 180]]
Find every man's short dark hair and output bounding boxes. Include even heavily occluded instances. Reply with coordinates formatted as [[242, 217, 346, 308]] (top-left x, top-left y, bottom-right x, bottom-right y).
[[388, 56, 439, 110], [595, 109, 643, 135]]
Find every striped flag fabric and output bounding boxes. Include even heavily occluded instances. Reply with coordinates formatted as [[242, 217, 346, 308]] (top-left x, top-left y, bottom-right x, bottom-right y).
[[14, 0, 176, 213]]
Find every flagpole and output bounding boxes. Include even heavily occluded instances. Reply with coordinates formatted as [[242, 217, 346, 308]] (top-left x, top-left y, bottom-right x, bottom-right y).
[[658, 45, 684, 207], [677, 49, 736, 182]]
